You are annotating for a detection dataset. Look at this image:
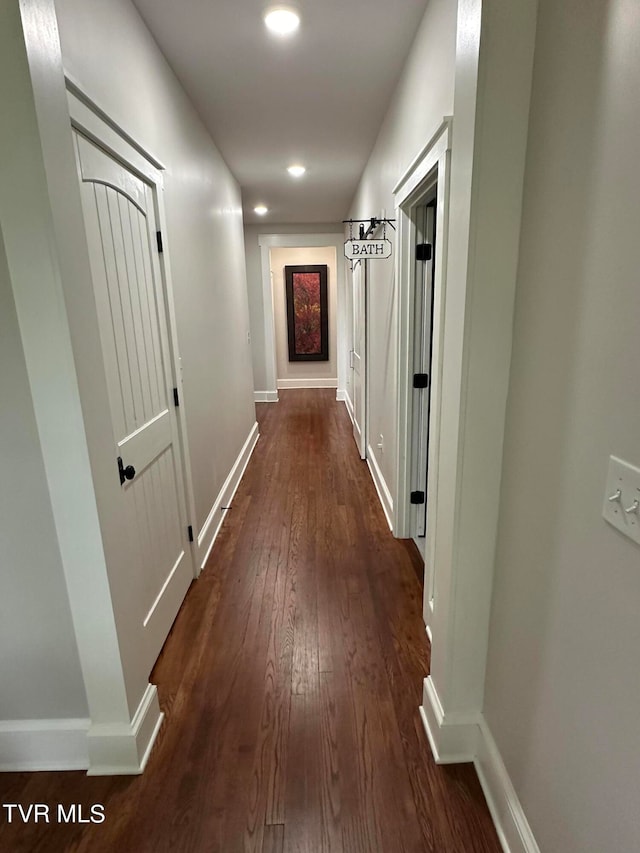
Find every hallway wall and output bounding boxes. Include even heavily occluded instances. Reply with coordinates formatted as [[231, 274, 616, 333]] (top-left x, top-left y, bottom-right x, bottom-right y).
[[270, 246, 338, 387], [347, 0, 457, 502], [55, 0, 256, 539], [0, 229, 87, 722], [485, 0, 640, 850]]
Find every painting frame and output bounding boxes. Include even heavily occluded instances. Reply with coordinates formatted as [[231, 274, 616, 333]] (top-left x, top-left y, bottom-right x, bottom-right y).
[[285, 264, 329, 362]]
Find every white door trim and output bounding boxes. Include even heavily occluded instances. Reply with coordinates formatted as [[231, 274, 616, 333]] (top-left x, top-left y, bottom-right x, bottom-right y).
[[67, 82, 198, 581], [394, 119, 452, 629], [257, 232, 347, 399]]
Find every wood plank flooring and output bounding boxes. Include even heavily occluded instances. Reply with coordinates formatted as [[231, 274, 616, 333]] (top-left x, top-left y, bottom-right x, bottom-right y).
[[0, 389, 500, 852]]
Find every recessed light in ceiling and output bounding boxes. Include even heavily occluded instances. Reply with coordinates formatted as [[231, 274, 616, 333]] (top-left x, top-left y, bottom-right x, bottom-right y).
[[287, 164, 306, 178], [254, 205, 269, 216], [264, 6, 300, 37]]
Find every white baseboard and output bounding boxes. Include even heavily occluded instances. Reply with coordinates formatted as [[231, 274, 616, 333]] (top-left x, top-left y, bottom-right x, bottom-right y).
[[87, 683, 163, 776], [475, 718, 540, 853], [366, 445, 393, 531], [196, 421, 260, 571], [336, 389, 346, 401], [0, 686, 163, 776], [419, 676, 479, 764], [276, 378, 338, 389], [254, 390, 279, 402], [419, 677, 539, 853], [344, 391, 354, 425], [0, 718, 90, 771]]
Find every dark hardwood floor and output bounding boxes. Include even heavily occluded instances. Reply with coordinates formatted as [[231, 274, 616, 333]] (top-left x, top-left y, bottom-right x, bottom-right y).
[[0, 390, 500, 852]]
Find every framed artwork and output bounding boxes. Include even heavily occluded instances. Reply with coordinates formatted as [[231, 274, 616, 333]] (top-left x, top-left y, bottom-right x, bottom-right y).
[[285, 264, 329, 361]]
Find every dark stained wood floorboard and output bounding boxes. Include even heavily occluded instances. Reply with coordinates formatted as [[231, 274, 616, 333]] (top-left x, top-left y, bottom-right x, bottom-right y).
[[0, 389, 500, 853]]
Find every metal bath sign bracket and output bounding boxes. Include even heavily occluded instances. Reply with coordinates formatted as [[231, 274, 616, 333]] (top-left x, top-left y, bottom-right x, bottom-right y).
[[344, 238, 392, 260]]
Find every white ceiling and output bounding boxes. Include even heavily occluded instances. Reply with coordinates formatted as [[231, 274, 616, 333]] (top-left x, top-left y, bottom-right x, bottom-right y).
[[132, 0, 429, 224]]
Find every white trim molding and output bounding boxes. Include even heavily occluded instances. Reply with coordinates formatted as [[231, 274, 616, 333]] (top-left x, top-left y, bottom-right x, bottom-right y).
[[343, 390, 355, 425], [393, 117, 453, 200], [419, 677, 479, 764], [393, 118, 452, 634], [475, 719, 541, 853], [254, 390, 279, 403], [393, 118, 452, 543], [420, 676, 540, 853], [87, 683, 163, 776], [0, 685, 165, 776], [277, 378, 338, 389], [0, 718, 90, 772], [335, 389, 346, 402], [366, 446, 393, 531], [65, 75, 164, 170], [196, 421, 260, 571]]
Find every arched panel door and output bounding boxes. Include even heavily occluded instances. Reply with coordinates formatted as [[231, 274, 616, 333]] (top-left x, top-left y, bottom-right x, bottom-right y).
[[73, 130, 192, 677]]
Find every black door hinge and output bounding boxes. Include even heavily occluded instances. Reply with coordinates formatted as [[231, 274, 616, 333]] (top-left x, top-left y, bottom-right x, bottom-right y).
[[416, 243, 432, 262], [413, 373, 429, 389], [410, 491, 425, 505], [187, 525, 194, 543], [173, 387, 180, 407], [156, 230, 164, 253]]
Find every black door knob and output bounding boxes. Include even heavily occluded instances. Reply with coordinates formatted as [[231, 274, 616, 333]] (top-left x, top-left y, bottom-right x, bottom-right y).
[[117, 456, 136, 486]]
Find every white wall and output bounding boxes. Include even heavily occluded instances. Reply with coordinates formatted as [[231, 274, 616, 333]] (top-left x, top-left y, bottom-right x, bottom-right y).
[[55, 0, 256, 536], [244, 223, 343, 392], [348, 0, 457, 496], [0, 230, 87, 721], [270, 246, 337, 386], [484, 0, 640, 850]]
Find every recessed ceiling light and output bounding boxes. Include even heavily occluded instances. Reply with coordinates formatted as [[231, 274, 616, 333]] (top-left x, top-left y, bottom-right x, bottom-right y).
[[254, 205, 269, 216], [264, 6, 300, 37], [287, 164, 306, 178]]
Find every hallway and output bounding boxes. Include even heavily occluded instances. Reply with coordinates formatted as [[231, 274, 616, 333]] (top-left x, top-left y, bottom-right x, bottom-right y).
[[0, 391, 499, 852]]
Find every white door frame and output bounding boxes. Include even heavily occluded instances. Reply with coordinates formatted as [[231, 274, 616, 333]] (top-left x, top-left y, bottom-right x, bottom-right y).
[[394, 119, 452, 632], [350, 258, 368, 458], [257, 232, 347, 399], [67, 81, 198, 582]]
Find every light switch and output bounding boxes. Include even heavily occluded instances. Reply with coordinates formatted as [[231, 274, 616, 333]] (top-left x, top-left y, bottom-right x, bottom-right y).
[[603, 456, 640, 545]]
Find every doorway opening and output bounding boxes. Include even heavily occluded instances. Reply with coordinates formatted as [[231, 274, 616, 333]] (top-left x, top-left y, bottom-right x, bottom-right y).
[[257, 233, 348, 402], [410, 192, 437, 559], [393, 120, 452, 637], [269, 245, 338, 391]]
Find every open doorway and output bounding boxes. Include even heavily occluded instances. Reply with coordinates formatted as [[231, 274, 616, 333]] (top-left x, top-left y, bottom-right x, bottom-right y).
[[394, 120, 451, 635], [409, 193, 437, 558], [269, 245, 338, 391], [256, 233, 348, 402]]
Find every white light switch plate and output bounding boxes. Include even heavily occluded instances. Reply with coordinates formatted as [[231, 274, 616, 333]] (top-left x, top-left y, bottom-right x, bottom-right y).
[[603, 455, 640, 545]]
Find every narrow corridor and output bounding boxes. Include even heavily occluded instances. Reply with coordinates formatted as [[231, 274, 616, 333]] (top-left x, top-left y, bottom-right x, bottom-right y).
[[0, 391, 500, 852]]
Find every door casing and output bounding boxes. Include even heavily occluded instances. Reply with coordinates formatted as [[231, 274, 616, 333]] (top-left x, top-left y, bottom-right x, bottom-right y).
[[67, 84, 198, 700], [394, 120, 452, 634]]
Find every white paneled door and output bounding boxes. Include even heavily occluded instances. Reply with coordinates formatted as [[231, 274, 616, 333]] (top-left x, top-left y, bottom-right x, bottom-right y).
[[352, 260, 367, 459], [73, 130, 192, 676]]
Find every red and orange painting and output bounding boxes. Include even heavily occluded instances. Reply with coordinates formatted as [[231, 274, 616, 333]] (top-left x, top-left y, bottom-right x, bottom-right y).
[[285, 265, 329, 361]]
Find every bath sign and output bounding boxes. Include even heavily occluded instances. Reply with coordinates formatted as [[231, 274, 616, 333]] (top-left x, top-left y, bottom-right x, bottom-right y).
[[344, 238, 392, 260]]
